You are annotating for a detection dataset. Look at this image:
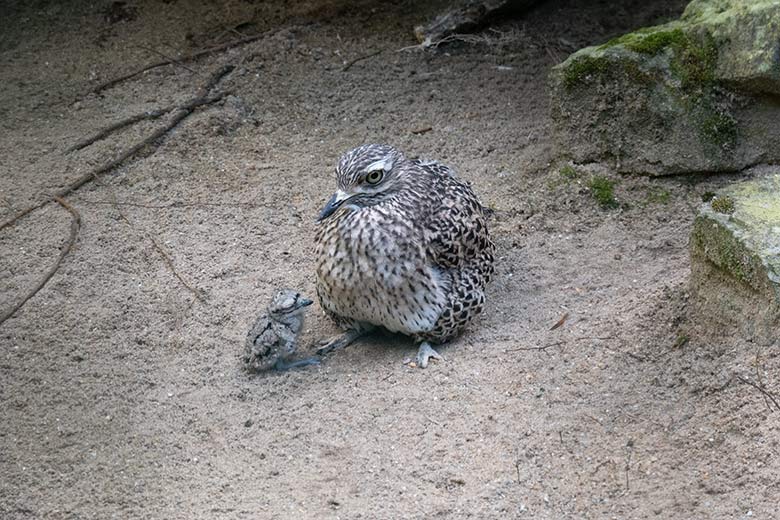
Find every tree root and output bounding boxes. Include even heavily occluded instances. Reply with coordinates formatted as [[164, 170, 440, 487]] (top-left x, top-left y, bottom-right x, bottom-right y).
[[90, 30, 277, 95], [0, 197, 81, 326], [0, 64, 234, 233], [0, 64, 234, 324]]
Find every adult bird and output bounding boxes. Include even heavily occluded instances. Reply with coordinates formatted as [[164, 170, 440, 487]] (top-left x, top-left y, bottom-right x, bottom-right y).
[[315, 144, 495, 368]]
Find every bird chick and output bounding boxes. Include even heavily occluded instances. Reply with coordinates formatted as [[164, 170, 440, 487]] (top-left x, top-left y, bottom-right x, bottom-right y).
[[315, 144, 495, 368], [244, 289, 319, 372]]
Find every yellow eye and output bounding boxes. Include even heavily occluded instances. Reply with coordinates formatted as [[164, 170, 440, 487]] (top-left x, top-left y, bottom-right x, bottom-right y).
[[365, 169, 384, 184]]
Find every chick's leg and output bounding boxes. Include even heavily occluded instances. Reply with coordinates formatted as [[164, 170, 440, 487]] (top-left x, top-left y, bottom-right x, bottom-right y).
[[273, 356, 321, 371]]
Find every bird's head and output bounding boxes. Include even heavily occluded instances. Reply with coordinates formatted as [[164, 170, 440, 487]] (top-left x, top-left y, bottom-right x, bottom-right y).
[[317, 144, 406, 222], [267, 289, 313, 318]]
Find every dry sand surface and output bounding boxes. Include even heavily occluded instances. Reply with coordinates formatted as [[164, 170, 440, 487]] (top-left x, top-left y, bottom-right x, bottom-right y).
[[1, 0, 779, 518]]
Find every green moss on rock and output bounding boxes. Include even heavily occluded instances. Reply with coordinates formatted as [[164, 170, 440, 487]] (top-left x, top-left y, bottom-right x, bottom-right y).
[[631, 28, 686, 54], [588, 175, 618, 209], [550, 0, 780, 175], [600, 27, 687, 56], [691, 215, 760, 286], [692, 172, 780, 290], [562, 55, 611, 88], [669, 30, 718, 90], [560, 164, 579, 179], [711, 195, 735, 214], [690, 171, 780, 341], [646, 187, 672, 204], [699, 108, 738, 149], [592, 24, 718, 89], [561, 52, 655, 89]]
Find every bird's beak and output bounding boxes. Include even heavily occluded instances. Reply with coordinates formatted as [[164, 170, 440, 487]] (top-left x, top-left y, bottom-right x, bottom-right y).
[[297, 297, 314, 308], [317, 190, 351, 222]]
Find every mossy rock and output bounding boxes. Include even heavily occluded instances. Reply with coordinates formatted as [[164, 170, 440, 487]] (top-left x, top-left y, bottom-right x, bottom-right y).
[[550, 0, 780, 175], [682, 0, 780, 94], [690, 171, 780, 342]]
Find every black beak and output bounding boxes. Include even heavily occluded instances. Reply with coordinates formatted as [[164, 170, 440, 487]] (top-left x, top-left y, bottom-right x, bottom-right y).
[[297, 297, 314, 308], [317, 192, 348, 222]]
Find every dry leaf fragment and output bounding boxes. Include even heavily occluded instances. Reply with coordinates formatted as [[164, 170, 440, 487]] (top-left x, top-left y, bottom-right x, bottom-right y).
[[550, 312, 569, 331]]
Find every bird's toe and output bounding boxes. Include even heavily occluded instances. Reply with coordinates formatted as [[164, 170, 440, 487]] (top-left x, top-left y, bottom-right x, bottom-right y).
[[415, 342, 444, 369], [315, 329, 364, 356]]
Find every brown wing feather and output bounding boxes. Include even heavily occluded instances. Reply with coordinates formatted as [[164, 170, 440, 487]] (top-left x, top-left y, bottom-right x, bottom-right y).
[[419, 162, 494, 277], [416, 162, 495, 343]]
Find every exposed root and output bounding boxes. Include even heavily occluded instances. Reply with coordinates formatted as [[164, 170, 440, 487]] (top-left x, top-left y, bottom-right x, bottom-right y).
[[113, 205, 207, 304], [0, 197, 81, 326], [66, 106, 173, 153], [0, 65, 234, 233], [90, 29, 277, 95], [341, 49, 383, 72], [737, 375, 780, 412]]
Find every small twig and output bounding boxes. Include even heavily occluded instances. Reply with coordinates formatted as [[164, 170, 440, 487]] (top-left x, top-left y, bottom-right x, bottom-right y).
[[229, 27, 249, 39], [134, 45, 196, 73], [91, 30, 275, 94], [397, 34, 458, 52], [0, 197, 81, 326], [1, 65, 233, 233], [539, 33, 563, 64], [506, 334, 647, 361], [67, 93, 224, 153], [397, 42, 427, 52], [584, 413, 604, 427], [737, 375, 780, 412], [507, 341, 563, 352], [410, 126, 433, 135], [76, 198, 262, 209], [625, 449, 632, 492], [619, 350, 648, 362], [143, 223, 207, 303], [550, 312, 569, 331], [580, 335, 617, 342], [397, 33, 486, 52], [213, 21, 253, 43], [98, 170, 207, 304], [753, 349, 772, 410], [341, 49, 383, 72], [425, 416, 442, 427], [506, 335, 614, 352]]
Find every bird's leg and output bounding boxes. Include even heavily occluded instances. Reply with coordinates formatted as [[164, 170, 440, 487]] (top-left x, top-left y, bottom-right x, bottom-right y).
[[416, 341, 444, 369], [316, 329, 365, 356], [273, 356, 321, 372]]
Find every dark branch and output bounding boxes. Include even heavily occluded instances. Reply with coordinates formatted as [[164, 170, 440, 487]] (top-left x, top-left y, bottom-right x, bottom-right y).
[[0, 197, 81, 326]]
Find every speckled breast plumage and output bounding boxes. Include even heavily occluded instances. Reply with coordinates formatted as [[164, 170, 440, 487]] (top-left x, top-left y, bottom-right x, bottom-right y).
[[315, 146, 495, 344]]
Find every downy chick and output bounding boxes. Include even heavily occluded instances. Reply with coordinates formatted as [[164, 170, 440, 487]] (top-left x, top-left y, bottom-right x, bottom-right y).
[[244, 289, 320, 372]]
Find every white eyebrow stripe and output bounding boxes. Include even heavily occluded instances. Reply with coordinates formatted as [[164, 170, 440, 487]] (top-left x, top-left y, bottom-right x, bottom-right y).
[[366, 158, 394, 172]]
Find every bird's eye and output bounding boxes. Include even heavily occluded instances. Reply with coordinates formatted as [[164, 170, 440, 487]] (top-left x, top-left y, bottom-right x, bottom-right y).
[[365, 169, 384, 185]]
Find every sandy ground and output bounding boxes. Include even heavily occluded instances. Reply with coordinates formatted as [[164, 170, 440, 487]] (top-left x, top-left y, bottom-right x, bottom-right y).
[[2, 0, 779, 518]]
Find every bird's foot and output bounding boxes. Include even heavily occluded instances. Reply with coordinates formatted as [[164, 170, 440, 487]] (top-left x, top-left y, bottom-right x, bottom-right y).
[[316, 329, 364, 356], [273, 356, 321, 372], [415, 342, 444, 369]]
